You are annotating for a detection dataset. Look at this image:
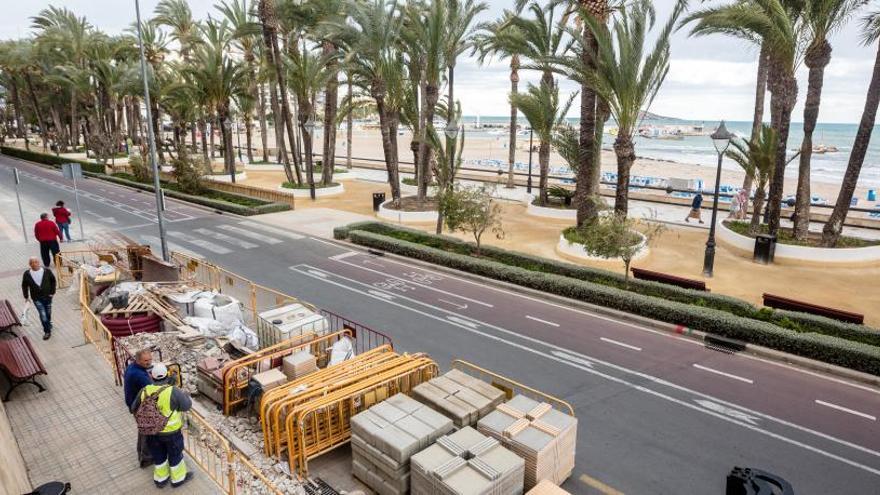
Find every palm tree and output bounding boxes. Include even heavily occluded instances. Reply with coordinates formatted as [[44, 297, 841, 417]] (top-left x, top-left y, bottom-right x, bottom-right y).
[[153, 0, 202, 60], [444, 0, 488, 121], [429, 100, 465, 233], [792, 0, 864, 239], [510, 82, 576, 205], [578, 0, 682, 216], [500, 1, 569, 88], [822, 9, 880, 246], [309, 0, 346, 186], [0, 42, 29, 145], [726, 125, 779, 233]]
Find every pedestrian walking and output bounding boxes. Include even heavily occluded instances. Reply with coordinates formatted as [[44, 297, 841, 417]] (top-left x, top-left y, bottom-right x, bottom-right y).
[[21, 257, 56, 340], [685, 193, 704, 224], [124, 349, 154, 468], [34, 213, 61, 267], [131, 363, 193, 488], [737, 189, 749, 220], [52, 201, 72, 242]]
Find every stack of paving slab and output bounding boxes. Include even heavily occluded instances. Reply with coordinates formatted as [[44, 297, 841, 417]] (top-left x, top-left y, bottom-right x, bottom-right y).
[[350, 393, 455, 495], [412, 369, 506, 427], [477, 395, 577, 490], [281, 350, 317, 380], [410, 426, 525, 495], [526, 480, 572, 495]]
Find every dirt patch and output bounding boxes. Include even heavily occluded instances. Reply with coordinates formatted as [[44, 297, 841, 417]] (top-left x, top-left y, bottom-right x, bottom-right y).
[[385, 195, 440, 212]]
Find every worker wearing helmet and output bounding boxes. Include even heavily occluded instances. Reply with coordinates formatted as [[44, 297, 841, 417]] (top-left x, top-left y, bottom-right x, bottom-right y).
[[130, 363, 193, 488]]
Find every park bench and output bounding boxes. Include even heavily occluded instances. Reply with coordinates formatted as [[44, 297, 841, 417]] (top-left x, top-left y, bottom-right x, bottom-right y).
[[631, 267, 708, 292], [762, 293, 864, 325], [0, 299, 21, 337], [0, 336, 47, 401]]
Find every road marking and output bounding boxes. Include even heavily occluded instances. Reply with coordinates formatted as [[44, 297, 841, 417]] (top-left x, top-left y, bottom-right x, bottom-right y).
[[367, 290, 395, 300], [693, 364, 754, 384], [553, 350, 594, 368], [216, 224, 283, 244], [140, 235, 202, 259], [600, 337, 642, 351], [193, 228, 259, 249], [85, 210, 117, 224], [237, 220, 305, 239], [526, 315, 560, 327], [580, 474, 625, 495], [329, 251, 360, 261], [290, 264, 880, 474], [438, 299, 468, 310], [447, 315, 480, 329], [695, 400, 760, 426], [167, 231, 232, 254], [307, 269, 329, 279], [815, 400, 877, 421]]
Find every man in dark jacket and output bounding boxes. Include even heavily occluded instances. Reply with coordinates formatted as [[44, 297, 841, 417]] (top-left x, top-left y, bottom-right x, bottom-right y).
[[34, 213, 62, 267], [22, 257, 57, 340], [124, 349, 154, 468]]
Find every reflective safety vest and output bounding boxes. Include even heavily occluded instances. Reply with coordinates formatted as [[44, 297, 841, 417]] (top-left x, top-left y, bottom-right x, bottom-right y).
[[140, 384, 183, 434]]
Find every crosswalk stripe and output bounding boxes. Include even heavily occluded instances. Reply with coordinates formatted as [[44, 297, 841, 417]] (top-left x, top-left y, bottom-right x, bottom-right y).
[[140, 235, 202, 258], [193, 228, 259, 249], [237, 220, 305, 240], [216, 224, 283, 244], [167, 231, 233, 254]]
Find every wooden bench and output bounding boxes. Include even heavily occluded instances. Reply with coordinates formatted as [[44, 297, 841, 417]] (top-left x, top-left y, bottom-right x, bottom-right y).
[[0, 336, 47, 401], [762, 293, 864, 325], [631, 268, 708, 292], [0, 300, 21, 337]]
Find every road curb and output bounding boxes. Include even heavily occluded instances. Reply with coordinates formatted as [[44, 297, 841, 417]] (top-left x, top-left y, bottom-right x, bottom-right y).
[[329, 237, 880, 389]]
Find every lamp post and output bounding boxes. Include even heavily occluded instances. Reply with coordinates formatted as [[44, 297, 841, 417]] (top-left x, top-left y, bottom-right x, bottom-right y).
[[303, 118, 316, 200], [223, 118, 235, 183], [526, 128, 534, 194], [134, 0, 168, 261], [236, 121, 243, 162], [445, 121, 460, 181], [703, 121, 733, 277]]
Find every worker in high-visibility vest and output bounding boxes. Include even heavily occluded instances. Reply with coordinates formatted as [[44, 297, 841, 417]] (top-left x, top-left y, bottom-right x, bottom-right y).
[[130, 363, 193, 488]]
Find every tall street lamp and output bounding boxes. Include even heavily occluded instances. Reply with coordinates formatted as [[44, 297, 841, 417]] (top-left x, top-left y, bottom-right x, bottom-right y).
[[445, 121, 460, 183], [134, 0, 169, 261], [703, 121, 733, 277], [526, 128, 534, 194], [236, 121, 243, 162], [303, 118, 317, 200], [223, 118, 235, 183]]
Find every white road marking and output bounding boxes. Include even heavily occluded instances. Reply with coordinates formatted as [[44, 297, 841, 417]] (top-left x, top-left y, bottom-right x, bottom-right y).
[[367, 290, 395, 300], [363, 259, 386, 268], [447, 315, 480, 329], [308, 236, 345, 249], [815, 400, 877, 421], [307, 269, 329, 278], [553, 351, 594, 368], [167, 231, 232, 254], [237, 220, 305, 239], [526, 315, 560, 327], [438, 299, 468, 310], [84, 210, 117, 224], [290, 264, 880, 476], [693, 364, 754, 384], [216, 224, 283, 244], [193, 228, 259, 249], [600, 337, 642, 352], [140, 235, 202, 259], [329, 251, 360, 261], [695, 400, 761, 426]]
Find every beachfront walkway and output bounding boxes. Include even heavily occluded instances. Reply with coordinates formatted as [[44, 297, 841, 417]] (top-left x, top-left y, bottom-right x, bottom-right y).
[[0, 240, 219, 494]]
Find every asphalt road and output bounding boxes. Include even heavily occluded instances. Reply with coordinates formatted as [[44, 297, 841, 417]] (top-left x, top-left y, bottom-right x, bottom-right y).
[[3, 153, 880, 495]]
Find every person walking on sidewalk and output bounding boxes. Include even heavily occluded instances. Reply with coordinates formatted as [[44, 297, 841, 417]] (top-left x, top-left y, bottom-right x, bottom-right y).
[[21, 257, 56, 340], [124, 349, 154, 468], [52, 201, 72, 242], [34, 213, 62, 267], [131, 363, 193, 488], [685, 193, 704, 224]]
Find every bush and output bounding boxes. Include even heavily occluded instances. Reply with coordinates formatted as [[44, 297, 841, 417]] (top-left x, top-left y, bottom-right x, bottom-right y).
[[346, 229, 880, 375], [1, 146, 106, 174], [128, 154, 152, 183], [170, 151, 205, 195]]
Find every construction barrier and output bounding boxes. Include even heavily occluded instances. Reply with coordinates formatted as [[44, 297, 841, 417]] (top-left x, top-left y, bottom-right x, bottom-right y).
[[452, 360, 576, 417], [78, 270, 121, 384], [56, 246, 143, 288]]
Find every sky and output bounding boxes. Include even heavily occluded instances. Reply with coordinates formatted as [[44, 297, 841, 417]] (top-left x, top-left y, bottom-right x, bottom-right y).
[[1, 0, 876, 124]]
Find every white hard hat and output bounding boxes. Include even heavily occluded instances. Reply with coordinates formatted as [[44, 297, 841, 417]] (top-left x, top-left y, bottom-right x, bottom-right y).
[[150, 362, 169, 380]]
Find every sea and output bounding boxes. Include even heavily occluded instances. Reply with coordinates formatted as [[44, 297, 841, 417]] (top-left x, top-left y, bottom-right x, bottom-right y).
[[460, 116, 880, 188]]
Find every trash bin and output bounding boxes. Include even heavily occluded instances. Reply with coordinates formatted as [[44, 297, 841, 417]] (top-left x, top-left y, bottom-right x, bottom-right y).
[[869, 189, 877, 202], [372, 192, 386, 212], [753, 234, 777, 264]]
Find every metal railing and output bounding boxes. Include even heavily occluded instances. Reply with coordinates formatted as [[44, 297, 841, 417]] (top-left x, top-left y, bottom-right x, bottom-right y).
[[78, 270, 121, 384]]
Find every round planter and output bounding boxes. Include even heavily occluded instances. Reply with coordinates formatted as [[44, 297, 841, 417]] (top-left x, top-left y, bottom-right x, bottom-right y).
[[526, 199, 577, 220], [556, 232, 649, 263], [245, 163, 352, 179], [277, 182, 345, 198], [377, 199, 439, 223], [204, 171, 247, 183], [400, 183, 438, 196], [717, 221, 880, 265]]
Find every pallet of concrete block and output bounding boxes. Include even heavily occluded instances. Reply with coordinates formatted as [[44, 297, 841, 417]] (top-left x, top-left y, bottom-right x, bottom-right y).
[[411, 426, 525, 495], [527, 480, 572, 495], [351, 393, 455, 495], [412, 368, 505, 427], [477, 394, 577, 489]]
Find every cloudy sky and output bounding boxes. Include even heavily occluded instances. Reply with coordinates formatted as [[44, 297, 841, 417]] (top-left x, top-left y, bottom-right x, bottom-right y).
[[2, 0, 875, 123]]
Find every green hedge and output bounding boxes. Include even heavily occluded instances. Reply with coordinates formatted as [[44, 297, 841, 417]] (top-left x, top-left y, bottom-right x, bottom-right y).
[[1, 145, 106, 174], [346, 229, 880, 375]]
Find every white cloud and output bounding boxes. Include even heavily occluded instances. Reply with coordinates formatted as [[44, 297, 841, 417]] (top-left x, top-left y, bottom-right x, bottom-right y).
[[666, 59, 758, 88]]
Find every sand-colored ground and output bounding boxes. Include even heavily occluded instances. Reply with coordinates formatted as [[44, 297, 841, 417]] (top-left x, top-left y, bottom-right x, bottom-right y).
[[242, 170, 880, 326]]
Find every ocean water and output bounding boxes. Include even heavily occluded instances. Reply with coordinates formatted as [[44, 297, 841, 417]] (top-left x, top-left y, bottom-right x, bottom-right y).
[[461, 116, 880, 188]]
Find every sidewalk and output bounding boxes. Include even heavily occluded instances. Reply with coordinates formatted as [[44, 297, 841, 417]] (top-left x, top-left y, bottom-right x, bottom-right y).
[[0, 240, 218, 494]]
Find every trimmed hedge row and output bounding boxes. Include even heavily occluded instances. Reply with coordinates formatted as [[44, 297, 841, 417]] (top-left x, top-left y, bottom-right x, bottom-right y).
[[1, 145, 106, 174], [346, 229, 880, 375]]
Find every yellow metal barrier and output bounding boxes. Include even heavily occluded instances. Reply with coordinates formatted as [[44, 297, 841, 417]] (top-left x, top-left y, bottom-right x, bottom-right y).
[[78, 271, 120, 383], [56, 247, 139, 288], [452, 360, 576, 417], [183, 410, 234, 493]]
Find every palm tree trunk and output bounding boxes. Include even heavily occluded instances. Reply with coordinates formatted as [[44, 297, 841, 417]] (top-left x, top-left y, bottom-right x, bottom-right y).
[[822, 42, 880, 247], [257, 82, 269, 162], [244, 115, 254, 163], [259, 0, 297, 184], [219, 108, 236, 183], [9, 80, 25, 139], [199, 118, 209, 163], [613, 135, 635, 217], [417, 82, 439, 201], [346, 76, 353, 169], [750, 183, 766, 234], [742, 44, 769, 213], [794, 40, 831, 240], [375, 96, 401, 201], [50, 105, 68, 152], [506, 56, 519, 188], [151, 99, 164, 164], [576, 27, 600, 227], [268, 81, 286, 162], [538, 140, 550, 205], [23, 74, 48, 150], [765, 64, 798, 236], [70, 90, 79, 147], [322, 42, 339, 186]]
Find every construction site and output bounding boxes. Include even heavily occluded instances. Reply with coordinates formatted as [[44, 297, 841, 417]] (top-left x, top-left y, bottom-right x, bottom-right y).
[[50, 240, 579, 495]]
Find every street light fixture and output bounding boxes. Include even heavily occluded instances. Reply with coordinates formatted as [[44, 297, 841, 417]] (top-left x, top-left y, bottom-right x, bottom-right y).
[[303, 118, 317, 200], [703, 120, 734, 277]]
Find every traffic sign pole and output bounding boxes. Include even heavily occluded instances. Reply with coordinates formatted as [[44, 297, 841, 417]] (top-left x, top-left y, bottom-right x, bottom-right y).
[[12, 168, 28, 243]]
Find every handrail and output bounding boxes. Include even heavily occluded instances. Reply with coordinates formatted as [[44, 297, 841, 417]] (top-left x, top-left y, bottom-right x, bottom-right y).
[[452, 359, 575, 417]]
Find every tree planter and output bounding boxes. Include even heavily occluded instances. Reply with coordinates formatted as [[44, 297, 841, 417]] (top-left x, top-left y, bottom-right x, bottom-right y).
[[277, 182, 345, 198], [717, 220, 880, 265], [204, 171, 247, 183], [556, 232, 648, 263], [526, 198, 577, 220], [377, 199, 439, 223]]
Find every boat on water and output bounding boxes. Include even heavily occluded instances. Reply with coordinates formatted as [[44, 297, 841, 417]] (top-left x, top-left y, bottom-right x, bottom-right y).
[[812, 144, 839, 154]]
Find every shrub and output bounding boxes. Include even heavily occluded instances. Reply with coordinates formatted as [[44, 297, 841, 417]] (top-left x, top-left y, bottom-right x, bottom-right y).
[[128, 154, 153, 183], [170, 150, 205, 195], [1, 146, 106, 174]]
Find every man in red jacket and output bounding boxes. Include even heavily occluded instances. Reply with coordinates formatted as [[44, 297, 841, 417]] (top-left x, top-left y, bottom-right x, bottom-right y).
[[34, 213, 61, 267]]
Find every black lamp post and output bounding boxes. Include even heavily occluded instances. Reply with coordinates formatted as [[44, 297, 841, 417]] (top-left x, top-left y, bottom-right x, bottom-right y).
[[303, 118, 317, 200], [526, 128, 534, 194], [236, 120, 243, 162], [703, 121, 733, 277], [445, 121, 460, 175], [223, 118, 235, 183]]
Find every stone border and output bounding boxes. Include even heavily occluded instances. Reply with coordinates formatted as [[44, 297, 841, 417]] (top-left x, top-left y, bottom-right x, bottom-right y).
[[204, 171, 248, 183], [276, 182, 345, 198], [717, 220, 880, 265], [526, 199, 577, 220], [377, 199, 439, 223], [244, 163, 352, 179], [556, 232, 648, 263]]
